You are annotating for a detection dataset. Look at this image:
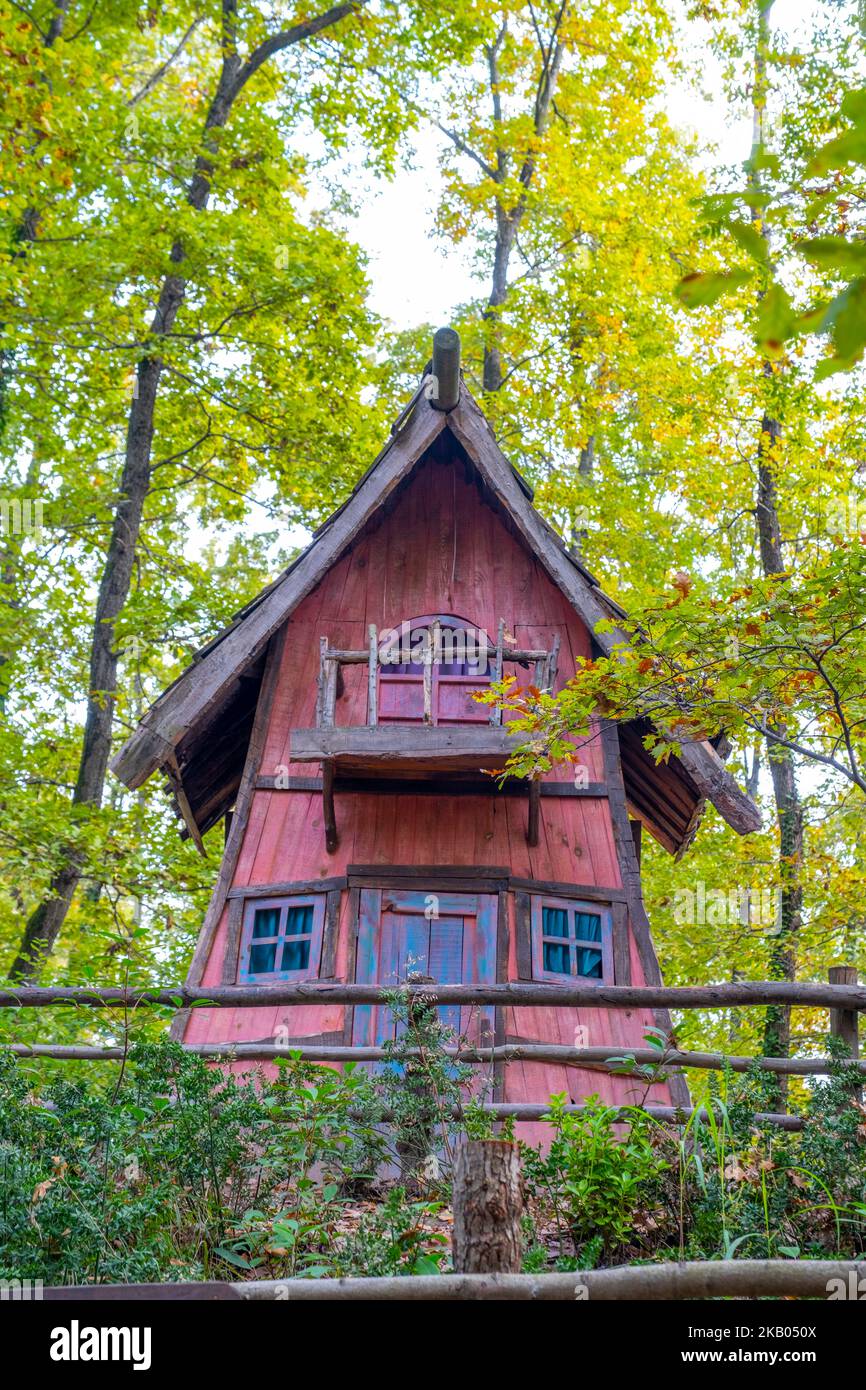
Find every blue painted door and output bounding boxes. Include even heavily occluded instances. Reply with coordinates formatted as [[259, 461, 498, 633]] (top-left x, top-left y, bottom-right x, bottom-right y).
[[352, 889, 497, 1053]]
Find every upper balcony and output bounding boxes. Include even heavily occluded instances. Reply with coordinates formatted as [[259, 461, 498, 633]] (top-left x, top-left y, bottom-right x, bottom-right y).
[[289, 616, 560, 851]]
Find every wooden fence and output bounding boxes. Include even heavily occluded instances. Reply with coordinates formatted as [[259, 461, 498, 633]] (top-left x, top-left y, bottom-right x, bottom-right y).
[[0, 971, 861, 1129], [5, 973, 864, 1300]]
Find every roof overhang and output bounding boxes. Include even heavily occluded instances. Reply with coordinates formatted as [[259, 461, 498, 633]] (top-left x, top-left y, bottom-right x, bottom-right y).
[[112, 380, 761, 854]]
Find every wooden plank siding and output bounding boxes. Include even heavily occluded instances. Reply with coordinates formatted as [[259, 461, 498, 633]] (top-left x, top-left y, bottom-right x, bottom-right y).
[[182, 447, 674, 1130]]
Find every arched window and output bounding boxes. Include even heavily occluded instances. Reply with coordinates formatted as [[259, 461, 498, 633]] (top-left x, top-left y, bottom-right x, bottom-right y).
[[377, 614, 491, 726]]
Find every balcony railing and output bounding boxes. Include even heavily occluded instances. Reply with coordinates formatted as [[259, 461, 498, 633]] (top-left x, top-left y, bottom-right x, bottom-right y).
[[289, 621, 561, 851]]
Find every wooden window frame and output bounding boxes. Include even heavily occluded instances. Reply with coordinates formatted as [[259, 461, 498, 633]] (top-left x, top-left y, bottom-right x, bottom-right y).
[[238, 893, 326, 984], [378, 613, 490, 727], [529, 894, 614, 985]]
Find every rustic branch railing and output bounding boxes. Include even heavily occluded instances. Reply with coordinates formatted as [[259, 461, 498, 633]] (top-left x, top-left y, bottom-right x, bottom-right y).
[[315, 619, 560, 730], [1, 975, 861, 1104], [232, 1259, 863, 1301], [5, 1039, 863, 1078], [39, 1259, 865, 1300], [1, 980, 864, 1010]]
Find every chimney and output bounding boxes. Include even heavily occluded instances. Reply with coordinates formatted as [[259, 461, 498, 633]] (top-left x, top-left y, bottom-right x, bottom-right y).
[[428, 327, 461, 411]]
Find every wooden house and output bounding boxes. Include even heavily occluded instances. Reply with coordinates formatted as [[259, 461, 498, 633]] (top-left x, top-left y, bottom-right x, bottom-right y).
[[113, 330, 760, 1132]]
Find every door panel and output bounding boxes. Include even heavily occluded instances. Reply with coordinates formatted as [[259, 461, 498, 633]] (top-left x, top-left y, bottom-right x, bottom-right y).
[[352, 889, 496, 1055]]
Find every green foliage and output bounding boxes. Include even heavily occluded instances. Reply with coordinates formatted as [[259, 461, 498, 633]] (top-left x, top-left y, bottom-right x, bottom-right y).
[[522, 1094, 669, 1260], [517, 1055, 866, 1270], [497, 540, 866, 796], [368, 982, 493, 1190], [0, 1041, 277, 1283], [329, 1187, 449, 1277]]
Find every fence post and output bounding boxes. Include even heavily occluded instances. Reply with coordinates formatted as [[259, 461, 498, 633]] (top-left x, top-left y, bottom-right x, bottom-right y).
[[829, 966, 861, 1101], [829, 966, 860, 1058], [452, 1140, 523, 1273]]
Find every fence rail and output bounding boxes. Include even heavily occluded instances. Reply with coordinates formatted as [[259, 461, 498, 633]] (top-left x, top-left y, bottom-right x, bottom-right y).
[[37, 1258, 863, 1301], [2, 974, 859, 1130], [1, 979, 864, 1010], [5, 1039, 862, 1077]]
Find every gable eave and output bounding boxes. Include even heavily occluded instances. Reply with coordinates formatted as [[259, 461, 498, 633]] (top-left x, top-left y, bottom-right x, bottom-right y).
[[111, 377, 761, 846], [111, 384, 448, 790]]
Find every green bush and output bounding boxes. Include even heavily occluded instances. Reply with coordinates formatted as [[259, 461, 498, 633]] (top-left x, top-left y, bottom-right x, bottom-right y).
[[0, 1043, 384, 1284], [522, 1094, 669, 1264]]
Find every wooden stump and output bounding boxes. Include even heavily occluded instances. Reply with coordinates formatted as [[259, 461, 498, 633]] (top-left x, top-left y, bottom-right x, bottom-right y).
[[452, 1139, 522, 1273]]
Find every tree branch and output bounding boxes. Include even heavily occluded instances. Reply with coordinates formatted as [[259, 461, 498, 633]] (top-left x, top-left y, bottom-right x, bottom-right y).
[[235, 0, 365, 95], [127, 15, 205, 109], [435, 120, 497, 181]]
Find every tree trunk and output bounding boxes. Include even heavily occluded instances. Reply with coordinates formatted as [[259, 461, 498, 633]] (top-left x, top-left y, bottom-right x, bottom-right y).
[[480, 15, 566, 395], [746, 0, 804, 1091], [8, 7, 354, 977], [452, 1139, 523, 1273], [482, 212, 516, 393]]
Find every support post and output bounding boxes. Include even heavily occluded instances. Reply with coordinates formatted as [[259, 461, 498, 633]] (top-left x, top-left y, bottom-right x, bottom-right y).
[[546, 633, 560, 692], [829, 966, 859, 1056], [829, 966, 860, 1098], [322, 760, 337, 854], [316, 635, 327, 727], [422, 625, 434, 725], [527, 779, 541, 847], [489, 617, 504, 726], [321, 654, 338, 729], [429, 327, 461, 411], [367, 624, 378, 727], [452, 1140, 523, 1273]]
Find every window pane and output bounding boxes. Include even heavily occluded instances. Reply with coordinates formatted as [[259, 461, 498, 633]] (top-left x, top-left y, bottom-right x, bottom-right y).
[[281, 939, 310, 972], [285, 904, 313, 936], [249, 943, 277, 974], [574, 912, 602, 943], [576, 948, 602, 979], [543, 941, 571, 975], [252, 907, 280, 939], [542, 907, 570, 939]]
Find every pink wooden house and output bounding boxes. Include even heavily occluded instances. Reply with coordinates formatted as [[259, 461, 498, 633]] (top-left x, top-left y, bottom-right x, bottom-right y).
[[113, 330, 760, 1130]]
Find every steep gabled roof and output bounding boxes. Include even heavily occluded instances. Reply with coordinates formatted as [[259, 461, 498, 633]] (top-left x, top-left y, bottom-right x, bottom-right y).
[[111, 378, 761, 852]]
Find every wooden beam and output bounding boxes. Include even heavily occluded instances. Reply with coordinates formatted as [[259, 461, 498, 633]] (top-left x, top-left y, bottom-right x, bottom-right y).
[[4, 980, 863, 1010], [322, 759, 337, 854], [225, 876, 347, 900], [233, 1259, 863, 1301], [220, 898, 244, 986], [289, 724, 523, 772], [527, 779, 540, 847], [5, 1041, 861, 1076], [490, 618, 504, 726], [255, 774, 608, 798], [367, 623, 378, 727], [600, 719, 691, 1110], [164, 754, 206, 857], [422, 624, 434, 724]]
